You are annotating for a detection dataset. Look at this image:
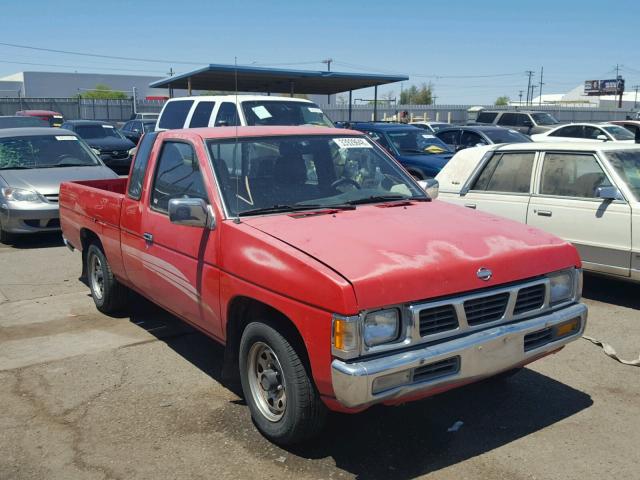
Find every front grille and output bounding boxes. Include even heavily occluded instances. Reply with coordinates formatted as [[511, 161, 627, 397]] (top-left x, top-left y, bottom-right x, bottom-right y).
[[413, 356, 460, 383], [464, 292, 509, 325], [44, 194, 59, 203], [419, 305, 458, 336], [104, 150, 129, 159], [514, 284, 545, 315], [524, 327, 553, 351]]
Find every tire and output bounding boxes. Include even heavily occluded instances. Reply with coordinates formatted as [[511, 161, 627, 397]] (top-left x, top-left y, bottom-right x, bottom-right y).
[[239, 321, 327, 445], [86, 243, 128, 314]]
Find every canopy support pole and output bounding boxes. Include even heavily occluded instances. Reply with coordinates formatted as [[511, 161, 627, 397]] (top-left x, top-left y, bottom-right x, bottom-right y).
[[290, 81, 294, 97], [348, 90, 352, 122], [373, 85, 378, 121], [187, 77, 192, 96]]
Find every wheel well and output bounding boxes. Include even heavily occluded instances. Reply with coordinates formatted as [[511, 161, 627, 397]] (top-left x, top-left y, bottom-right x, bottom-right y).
[[79, 228, 102, 279], [222, 296, 310, 382]]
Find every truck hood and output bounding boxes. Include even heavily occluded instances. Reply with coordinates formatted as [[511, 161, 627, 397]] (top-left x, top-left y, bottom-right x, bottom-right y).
[[243, 201, 579, 309], [0, 166, 118, 195], [82, 136, 135, 150]]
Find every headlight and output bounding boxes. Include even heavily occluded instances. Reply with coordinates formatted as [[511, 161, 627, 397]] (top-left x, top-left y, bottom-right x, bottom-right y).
[[548, 269, 575, 305], [128, 147, 137, 157], [1, 187, 43, 203], [364, 309, 400, 347], [91, 148, 101, 156]]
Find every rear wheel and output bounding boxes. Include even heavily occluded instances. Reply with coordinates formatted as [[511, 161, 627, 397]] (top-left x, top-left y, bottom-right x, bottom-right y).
[[239, 321, 326, 445], [86, 243, 128, 314]]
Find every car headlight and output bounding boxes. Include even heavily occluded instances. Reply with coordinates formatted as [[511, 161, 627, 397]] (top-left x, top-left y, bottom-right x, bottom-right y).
[[1, 187, 43, 203], [548, 269, 575, 305], [363, 309, 400, 347], [91, 148, 101, 156], [128, 147, 137, 157]]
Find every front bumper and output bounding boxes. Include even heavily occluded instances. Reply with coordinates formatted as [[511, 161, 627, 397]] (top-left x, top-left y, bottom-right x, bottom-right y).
[[0, 203, 60, 233], [331, 302, 587, 408]]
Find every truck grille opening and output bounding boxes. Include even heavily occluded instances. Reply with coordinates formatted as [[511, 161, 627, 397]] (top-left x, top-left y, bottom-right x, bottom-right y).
[[514, 284, 545, 315], [464, 292, 509, 325], [524, 327, 553, 351], [43, 194, 59, 203], [419, 305, 458, 336], [413, 356, 460, 383]]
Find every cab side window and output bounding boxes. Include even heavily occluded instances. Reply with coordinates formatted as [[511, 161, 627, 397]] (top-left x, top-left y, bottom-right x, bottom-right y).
[[460, 131, 487, 148], [550, 125, 583, 138], [583, 126, 604, 140], [497, 113, 517, 126], [215, 102, 240, 127], [189, 101, 216, 128], [128, 132, 158, 200], [151, 141, 209, 212], [472, 152, 535, 193], [540, 153, 612, 198], [158, 100, 194, 130], [437, 130, 459, 147]]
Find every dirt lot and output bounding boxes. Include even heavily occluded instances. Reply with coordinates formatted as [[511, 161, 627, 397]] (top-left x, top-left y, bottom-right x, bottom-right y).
[[1, 234, 638, 480]]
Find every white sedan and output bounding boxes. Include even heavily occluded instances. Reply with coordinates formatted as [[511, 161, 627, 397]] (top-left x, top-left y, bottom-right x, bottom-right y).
[[435, 142, 640, 281], [531, 122, 636, 143]]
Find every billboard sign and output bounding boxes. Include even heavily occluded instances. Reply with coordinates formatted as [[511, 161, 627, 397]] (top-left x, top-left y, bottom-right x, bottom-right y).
[[584, 78, 625, 96]]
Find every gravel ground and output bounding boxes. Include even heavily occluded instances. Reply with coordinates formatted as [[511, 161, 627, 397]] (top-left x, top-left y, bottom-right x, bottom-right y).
[[1, 233, 638, 480]]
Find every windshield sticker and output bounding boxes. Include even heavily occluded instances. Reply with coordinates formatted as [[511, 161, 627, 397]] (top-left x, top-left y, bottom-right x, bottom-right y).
[[102, 125, 114, 128], [252, 106, 272, 120], [421, 134, 436, 139], [55, 135, 77, 141], [333, 137, 373, 149], [508, 129, 519, 133], [307, 107, 323, 113]]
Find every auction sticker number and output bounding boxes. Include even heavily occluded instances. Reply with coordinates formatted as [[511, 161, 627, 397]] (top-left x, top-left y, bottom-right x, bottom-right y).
[[333, 137, 372, 149]]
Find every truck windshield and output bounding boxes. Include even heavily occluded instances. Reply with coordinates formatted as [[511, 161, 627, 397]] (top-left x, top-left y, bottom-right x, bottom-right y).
[[75, 125, 124, 140], [0, 134, 100, 169], [605, 149, 640, 200], [207, 134, 427, 216], [241, 101, 333, 127], [530, 113, 559, 125]]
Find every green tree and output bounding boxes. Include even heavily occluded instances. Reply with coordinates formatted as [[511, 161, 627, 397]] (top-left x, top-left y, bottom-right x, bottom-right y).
[[79, 84, 128, 100], [494, 95, 510, 106], [400, 83, 433, 105]]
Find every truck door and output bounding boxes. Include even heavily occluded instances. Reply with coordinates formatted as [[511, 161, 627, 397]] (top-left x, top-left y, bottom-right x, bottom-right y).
[[141, 139, 223, 337]]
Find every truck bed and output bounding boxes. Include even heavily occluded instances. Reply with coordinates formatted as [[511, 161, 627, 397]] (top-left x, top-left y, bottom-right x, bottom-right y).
[[59, 178, 128, 256]]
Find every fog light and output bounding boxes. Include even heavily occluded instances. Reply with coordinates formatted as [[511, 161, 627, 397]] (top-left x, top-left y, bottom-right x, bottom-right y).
[[372, 370, 411, 394], [555, 318, 580, 338]]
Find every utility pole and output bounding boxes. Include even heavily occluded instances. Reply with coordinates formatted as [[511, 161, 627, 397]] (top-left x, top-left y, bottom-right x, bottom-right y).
[[518, 90, 523, 105], [539, 67, 544, 106], [167, 67, 175, 98], [322, 58, 333, 104], [530, 85, 538, 105], [432, 95, 437, 106], [633, 85, 640, 109], [525, 70, 535, 105]]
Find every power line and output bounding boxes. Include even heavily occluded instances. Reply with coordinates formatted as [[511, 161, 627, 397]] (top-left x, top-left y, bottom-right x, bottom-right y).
[[0, 58, 166, 74], [332, 60, 524, 79]]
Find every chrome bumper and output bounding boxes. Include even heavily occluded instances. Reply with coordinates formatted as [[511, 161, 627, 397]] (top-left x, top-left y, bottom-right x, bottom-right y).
[[331, 302, 587, 408]]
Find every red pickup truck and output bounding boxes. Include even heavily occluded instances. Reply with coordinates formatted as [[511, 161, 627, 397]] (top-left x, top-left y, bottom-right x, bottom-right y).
[[60, 126, 587, 444]]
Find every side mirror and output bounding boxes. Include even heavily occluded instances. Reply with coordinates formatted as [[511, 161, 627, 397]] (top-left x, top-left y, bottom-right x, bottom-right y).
[[596, 134, 609, 142], [596, 186, 623, 201], [418, 178, 439, 199], [168, 197, 215, 228]]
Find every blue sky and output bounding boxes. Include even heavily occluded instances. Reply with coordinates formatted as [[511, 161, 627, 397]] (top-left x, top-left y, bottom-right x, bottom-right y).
[[1, 0, 639, 104]]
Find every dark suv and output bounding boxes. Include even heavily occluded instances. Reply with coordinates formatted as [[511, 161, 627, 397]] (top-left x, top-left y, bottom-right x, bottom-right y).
[[474, 110, 560, 135]]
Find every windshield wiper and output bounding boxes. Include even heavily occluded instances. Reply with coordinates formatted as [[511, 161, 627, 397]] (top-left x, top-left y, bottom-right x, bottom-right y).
[[346, 195, 412, 205], [239, 203, 355, 217], [0, 166, 32, 170], [52, 163, 95, 168]]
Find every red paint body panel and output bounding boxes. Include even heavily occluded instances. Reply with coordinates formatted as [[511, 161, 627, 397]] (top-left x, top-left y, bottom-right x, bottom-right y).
[[59, 127, 582, 411]]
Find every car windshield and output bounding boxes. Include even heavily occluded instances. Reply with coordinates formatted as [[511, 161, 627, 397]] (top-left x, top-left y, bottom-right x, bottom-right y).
[[531, 113, 559, 125], [602, 125, 635, 141], [387, 130, 452, 154], [0, 134, 100, 169], [75, 124, 124, 139], [484, 129, 532, 144], [207, 134, 427, 216], [241, 101, 333, 127], [605, 149, 640, 200], [0, 117, 48, 128]]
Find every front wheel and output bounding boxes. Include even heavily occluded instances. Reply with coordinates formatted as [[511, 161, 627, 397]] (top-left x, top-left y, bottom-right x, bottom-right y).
[[86, 243, 128, 314], [239, 322, 326, 445]]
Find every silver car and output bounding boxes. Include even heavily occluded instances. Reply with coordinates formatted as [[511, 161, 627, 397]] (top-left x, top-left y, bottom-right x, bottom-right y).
[[0, 127, 118, 242]]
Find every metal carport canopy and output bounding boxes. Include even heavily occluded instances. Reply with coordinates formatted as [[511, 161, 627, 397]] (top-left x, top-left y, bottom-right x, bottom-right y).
[[148, 64, 408, 95]]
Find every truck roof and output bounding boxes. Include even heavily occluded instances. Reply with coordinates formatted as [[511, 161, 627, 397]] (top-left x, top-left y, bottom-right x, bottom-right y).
[[166, 95, 315, 103], [0, 127, 74, 138], [160, 125, 358, 140]]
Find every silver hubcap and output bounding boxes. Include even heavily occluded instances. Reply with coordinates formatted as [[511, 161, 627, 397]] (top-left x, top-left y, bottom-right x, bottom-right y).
[[247, 342, 287, 422], [90, 254, 104, 300]]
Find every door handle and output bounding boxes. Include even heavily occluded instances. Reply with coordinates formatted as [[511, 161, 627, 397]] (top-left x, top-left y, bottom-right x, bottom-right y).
[[464, 203, 477, 209], [536, 210, 552, 217], [143, 232, 154, 243]]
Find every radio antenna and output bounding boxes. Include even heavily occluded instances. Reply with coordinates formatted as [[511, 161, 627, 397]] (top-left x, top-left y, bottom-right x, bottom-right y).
[[233, 56, 241, 223]]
